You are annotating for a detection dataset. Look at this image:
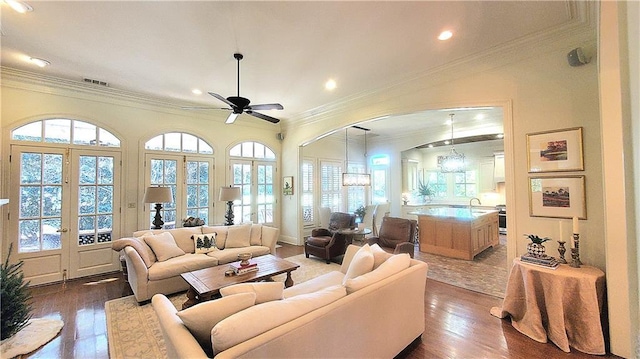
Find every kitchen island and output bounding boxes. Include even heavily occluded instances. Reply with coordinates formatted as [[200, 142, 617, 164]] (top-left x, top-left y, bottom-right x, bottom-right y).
[[411, 207, 499, 260]]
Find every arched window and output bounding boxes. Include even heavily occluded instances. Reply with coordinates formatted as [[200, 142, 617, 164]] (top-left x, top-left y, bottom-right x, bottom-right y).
[[12, 119, 120, 147], [145, 132, 212, 154], [228, 142, 276, 226], [8, 118, 122, 285], [144, 133, 214, 228]]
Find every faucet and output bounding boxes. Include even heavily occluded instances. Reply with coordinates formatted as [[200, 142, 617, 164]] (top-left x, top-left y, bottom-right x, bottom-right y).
[[469, 197, 482, 208]]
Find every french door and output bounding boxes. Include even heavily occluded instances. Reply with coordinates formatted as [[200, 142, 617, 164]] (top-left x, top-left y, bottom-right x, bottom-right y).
[[229, 160, 276, 226], [8, 145, 121, 285]]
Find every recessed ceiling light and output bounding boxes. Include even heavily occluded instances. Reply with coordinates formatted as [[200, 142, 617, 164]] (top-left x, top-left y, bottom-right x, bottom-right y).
[[444, 140, 451, 145], [5, 0, 33, 13], [28, 57, 50, 67], [428, 144, 434, 148], [474, 114, 485, 120], [324, 79, 337, 91], [438, 30, 453, 41], [192, 89, 202, 95], [445, 119, 453, 126], [497, 134, 504, 139]]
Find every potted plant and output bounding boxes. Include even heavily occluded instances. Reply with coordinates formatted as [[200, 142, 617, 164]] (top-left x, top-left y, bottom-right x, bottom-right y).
[[417, 180, 434, 203], [524, 234, 551, 257], [354, 205, 366, 223], [1, 243, 33, 340]]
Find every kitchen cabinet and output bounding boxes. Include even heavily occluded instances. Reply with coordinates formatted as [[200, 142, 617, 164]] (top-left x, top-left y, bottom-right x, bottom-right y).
[[494, 152, 505, 183], [414, 207, 499, 260]]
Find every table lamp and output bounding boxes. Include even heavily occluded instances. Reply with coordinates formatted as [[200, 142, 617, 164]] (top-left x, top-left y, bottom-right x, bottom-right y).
[[143, 186, 172, 229], [219, 186, 241, 226]]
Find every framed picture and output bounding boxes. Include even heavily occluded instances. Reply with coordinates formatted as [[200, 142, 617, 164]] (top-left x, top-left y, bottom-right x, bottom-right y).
[[283, 176, 293, 195], [526, 127, 584, 173], [529, 176, 586, 219]]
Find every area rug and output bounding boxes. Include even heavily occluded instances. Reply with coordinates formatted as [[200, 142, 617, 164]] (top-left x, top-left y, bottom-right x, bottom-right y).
[[105, 255, 340, 359], [0, 318, 64, 359], [418, 242, 508, 298]]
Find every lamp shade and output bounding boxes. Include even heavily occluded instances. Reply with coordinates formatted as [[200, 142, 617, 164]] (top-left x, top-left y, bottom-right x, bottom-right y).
[[143, 186, 172, 204], [219, 186, 241, 201]]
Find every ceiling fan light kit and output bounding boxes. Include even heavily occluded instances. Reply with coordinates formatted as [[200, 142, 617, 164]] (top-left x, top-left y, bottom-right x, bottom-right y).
[[195, 53, 283, 124]]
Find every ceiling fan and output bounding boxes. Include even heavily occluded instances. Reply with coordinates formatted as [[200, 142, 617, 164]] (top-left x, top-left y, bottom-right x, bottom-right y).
[[183, 53, 283, 124]]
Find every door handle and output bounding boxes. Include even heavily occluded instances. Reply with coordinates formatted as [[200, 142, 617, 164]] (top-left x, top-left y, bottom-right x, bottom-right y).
[[56, 228, 68, 233]]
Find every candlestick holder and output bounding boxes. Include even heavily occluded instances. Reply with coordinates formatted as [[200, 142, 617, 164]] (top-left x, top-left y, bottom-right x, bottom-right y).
[[556, 240, 567, 264], [569, 233, 582, 268]]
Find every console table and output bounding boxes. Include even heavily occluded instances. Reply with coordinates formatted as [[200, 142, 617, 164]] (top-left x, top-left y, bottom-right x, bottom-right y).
[[491, 258, 606, 354]]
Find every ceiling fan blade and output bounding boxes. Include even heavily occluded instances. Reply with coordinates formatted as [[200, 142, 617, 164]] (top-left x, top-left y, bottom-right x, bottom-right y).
[[181, 106, 231, 110], [208, 92, 236, 108], [225, 112, 240, 124], [246, 111, 280, 124], [247, 103, 284, 111]]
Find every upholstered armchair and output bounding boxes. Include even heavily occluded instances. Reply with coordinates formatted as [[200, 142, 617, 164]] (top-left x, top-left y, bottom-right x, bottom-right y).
[[305, 212, 355, 263], [367, 216, 417, 258]]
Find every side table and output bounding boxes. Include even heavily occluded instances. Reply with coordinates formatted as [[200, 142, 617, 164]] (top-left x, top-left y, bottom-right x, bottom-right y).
[[491, 258, 606, 354], [338, 228, 372, 245]]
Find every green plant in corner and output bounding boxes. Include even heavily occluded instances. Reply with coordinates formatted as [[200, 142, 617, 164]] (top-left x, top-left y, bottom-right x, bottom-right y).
[[1, 243, 33, 340]]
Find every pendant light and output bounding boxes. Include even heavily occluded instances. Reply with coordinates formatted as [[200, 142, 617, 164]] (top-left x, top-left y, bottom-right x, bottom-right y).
[[440, 114, 465, 173], [342, 127, 371, 186]]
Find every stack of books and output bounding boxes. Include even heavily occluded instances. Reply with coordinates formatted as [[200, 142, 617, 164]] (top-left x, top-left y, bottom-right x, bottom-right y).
[[520, 254, 560, 269], [229, 261, 258, 275]]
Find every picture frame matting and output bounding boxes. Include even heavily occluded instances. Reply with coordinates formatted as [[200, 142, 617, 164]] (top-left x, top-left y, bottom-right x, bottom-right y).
[[528, 175, 586, 219], [526, 127, 584, 173]]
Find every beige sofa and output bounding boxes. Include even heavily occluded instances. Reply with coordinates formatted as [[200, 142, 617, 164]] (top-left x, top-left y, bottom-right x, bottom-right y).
[[112, 223, 279, 302], [152, 244, 429, 358]]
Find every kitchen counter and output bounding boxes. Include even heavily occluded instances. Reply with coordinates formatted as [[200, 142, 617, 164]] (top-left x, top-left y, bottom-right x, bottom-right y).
[[409, 207, 498, 220], [413, 208, 499, 260]]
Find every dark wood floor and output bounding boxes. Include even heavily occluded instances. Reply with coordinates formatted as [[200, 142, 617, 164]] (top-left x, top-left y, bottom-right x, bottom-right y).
[[25, 244, 617, 359]]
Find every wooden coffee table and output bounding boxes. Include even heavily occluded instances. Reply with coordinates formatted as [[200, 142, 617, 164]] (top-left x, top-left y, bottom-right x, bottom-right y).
[[180, 254, 299, 309]]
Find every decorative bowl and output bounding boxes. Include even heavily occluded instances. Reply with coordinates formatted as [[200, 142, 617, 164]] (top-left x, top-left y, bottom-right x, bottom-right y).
[[237, 253, 252, 266]]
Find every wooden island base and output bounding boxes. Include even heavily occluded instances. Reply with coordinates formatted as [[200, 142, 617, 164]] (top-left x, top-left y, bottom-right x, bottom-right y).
[[416, 208, 499, 260]]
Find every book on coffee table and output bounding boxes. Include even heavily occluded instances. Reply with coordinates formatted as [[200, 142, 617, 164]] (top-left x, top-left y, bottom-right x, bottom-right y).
[[229, 262, 258, 275], [520, 254, 560, 268]]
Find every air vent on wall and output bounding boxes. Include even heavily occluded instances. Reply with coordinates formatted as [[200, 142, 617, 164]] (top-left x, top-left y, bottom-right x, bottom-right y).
[[83, 78, 109, 87]]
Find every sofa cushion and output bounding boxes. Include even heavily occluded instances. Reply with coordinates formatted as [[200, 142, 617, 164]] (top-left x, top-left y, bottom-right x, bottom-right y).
[[212, 285, 346, 353], [225, 223, 252, 248], [220, 282, 284, 304], [202, 226, 228, 249], [250, 224, 263, 246], [148, 253, 219, 280], [192, 233, 218, 254], [283, 270, 345, 299], [344, 253, 411, 294], [143, 232, 185, 262], [371, 243, 393, 269], [177, 292, 256, 352], [206, 246, 270, 265], [166, 227, 203, 253], [342, 244, 374, 285]]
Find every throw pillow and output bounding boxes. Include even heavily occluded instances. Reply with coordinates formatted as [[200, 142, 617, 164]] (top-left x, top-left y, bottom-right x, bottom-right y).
[[219, 282, 284, 304], [143, 232, 185, 261], [344, 253, 411, 293], [224, 223, 252, 248], [249, 224, 263, 246], [192, 233, 218, 254], [177, 292, 256, 351], [212, 285, 346, 353], [370, 243, 393, 269], [203, 226, 228, 249], [341, 244, 374, 285]]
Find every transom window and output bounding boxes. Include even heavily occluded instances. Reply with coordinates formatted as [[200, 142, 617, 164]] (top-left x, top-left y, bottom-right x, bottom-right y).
[[12, 119, 120, 147], [230, 142, 275, 159], [146, 132, 213, 154]]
